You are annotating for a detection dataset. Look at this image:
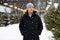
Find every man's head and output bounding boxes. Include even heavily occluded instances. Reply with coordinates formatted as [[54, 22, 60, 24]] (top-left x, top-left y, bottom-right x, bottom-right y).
[[26, 3, 34, 13]]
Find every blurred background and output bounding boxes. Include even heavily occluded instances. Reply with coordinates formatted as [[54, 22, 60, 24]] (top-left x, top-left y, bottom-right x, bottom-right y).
[[0, 0, 60, 40], [0, 0, 47, 26]]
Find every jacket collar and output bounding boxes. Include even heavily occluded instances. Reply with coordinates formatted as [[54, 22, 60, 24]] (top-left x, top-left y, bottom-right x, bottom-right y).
[[25, 10, 37, 17]]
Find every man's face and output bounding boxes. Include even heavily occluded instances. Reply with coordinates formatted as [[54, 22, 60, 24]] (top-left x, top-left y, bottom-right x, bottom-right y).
[[28, 6, 33, 13]]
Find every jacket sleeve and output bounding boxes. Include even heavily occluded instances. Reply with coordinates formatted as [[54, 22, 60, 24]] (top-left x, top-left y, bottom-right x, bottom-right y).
[[19, 17, 26, 35], [37, 16, 43, 35]]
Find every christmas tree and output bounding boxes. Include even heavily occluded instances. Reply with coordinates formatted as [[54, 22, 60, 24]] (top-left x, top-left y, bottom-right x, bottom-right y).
[[0, 8, 23, 26], [44, 5, 60, 40]]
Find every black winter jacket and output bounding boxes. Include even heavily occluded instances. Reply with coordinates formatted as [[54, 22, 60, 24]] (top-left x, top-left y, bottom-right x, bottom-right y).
[[19, 11, 43, 40]]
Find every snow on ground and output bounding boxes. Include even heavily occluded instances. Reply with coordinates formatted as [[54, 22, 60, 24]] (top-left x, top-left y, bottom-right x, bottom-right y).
[[0, 15, 54, 40], [0, 24, 23, 40], [0, 23, 54, 40]]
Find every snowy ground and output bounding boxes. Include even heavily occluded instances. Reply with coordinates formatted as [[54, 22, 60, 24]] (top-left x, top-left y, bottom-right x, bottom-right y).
[[0, 15, 54, 40], [0, 24, 54, 40]]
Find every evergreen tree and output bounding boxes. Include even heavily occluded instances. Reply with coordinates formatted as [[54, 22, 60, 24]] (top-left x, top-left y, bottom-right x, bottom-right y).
[[44, 5, 60, 40]]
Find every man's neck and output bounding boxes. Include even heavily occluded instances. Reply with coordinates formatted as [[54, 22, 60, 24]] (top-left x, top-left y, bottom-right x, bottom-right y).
[[28, 12, 32, 17]]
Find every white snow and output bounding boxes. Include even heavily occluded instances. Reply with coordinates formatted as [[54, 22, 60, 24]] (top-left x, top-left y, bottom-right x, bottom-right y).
[[0, 5, 11, 13], [0, 24, 23, 40], [0, 23, 53, 40], [0, 15, 54, 40]]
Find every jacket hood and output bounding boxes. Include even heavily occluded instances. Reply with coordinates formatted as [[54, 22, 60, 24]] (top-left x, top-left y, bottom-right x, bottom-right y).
[[25, 10, 37, 15]]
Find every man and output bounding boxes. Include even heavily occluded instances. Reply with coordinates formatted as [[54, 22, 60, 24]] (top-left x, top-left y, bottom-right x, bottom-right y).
[[19, 3, 43, 40]]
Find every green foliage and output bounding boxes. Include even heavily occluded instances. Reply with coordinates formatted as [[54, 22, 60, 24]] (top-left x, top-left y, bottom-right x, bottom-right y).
[[0, 9, 23, 26], [44, 5, 60, 40]]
